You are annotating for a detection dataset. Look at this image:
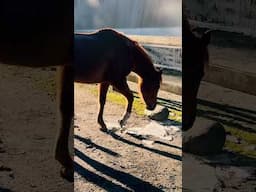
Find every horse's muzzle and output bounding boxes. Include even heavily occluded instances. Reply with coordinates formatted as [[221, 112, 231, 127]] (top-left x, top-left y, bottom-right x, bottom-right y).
[[146, 103, 156, 111]]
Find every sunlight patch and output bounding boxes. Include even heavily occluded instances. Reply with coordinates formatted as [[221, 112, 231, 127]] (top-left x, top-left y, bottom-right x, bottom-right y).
[[87, 0, 100, 8]]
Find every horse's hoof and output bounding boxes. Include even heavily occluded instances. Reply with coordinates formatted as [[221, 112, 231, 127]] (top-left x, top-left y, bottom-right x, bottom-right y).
[[118, 120, 123, 127], [118, 120, 125, 128], [60, 166, 74, 182], [100, 127, 108, 133]]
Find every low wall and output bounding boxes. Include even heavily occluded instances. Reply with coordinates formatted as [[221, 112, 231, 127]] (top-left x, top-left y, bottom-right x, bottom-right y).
[[204, 65, 256, 96]]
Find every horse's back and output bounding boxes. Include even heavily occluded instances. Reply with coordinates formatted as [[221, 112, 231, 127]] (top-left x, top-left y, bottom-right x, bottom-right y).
[[74, 30, 133, 83]]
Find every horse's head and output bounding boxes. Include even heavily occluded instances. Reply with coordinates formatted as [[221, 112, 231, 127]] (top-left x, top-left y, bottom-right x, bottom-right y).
[[139, 70, 162, 110], [186, 30, 211, 77], [183, 28, 212, 130], [128, 39, 162, 110]]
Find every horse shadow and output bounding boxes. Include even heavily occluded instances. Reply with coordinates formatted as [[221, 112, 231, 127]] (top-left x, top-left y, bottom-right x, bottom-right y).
[[109, 132, 181, 161], [195, 98, 256, 168], [74, 135, 121, 157], [202, 150, 256, 168], [74, 148, 164, 192], [74, 131, 181, 191], [0, 187, 13, 192], [126, 132, 182, 150], [132, 90, 182, 112], [197, 98, 256, 133], [74, 161, 131, 192], [75, 133, 181, 161]]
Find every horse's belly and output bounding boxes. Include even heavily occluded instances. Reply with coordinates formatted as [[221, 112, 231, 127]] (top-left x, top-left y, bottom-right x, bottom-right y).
[[74, 63, 106, 83]]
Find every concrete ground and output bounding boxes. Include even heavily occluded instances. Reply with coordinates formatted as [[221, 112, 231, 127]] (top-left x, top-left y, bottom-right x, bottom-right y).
[[74, 82, 182, 192]]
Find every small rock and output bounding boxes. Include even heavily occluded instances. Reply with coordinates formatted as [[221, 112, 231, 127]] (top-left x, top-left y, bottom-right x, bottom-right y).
[[120, 165, 126, 169], [183, 117, 226, 155], [0, 148, 6, 153], [145, 106, 169, 121], [74, 125, 79, 128], [0, 165, 12, 172], [30, 184, 37, 188], [9, 173, 14, 179]]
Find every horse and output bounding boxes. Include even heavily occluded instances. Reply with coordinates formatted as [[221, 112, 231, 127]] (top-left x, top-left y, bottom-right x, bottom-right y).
[[0, 1, 74, 182], [74, 29, 162, 132], [182, 11, 211, 131]]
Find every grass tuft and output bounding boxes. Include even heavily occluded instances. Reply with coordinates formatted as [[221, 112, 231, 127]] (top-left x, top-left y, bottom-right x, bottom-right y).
[[89, 86, 181, 122]]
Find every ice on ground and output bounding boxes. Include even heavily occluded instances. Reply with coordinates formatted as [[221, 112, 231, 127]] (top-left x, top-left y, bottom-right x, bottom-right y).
[[106, 120, 181, 143], [126, 121, 181, 141]]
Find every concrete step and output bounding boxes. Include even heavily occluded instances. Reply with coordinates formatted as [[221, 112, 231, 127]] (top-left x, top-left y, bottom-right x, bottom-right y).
[[204, 64, 256, 96], [204, 45, 256, 96]]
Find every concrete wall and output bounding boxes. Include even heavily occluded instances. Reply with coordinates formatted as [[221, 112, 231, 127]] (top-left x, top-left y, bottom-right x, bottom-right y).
[[184, 0, 256, 36], [143, 45, 182, 71], [75, 0, 181, 29]]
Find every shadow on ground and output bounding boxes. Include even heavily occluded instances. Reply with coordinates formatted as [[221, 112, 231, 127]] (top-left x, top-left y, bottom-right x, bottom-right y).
[[74, 135, 121, 157], [75, 148, 164, 192], [195, 99, 256, 169], [132, 91, 182, 112], [0, 187, 13, 192], [109, 132, 181, 161], [197, 99, 256, 133]]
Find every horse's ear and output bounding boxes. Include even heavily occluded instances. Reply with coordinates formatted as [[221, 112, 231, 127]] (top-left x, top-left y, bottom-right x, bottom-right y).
[[202, 30, 211, 46]]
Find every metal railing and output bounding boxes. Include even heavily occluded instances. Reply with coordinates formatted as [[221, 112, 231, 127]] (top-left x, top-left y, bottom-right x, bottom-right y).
[[142, 44, 182, 71]]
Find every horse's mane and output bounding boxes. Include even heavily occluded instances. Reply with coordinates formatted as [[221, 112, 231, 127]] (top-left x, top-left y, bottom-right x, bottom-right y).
[[98, 28, 160, 83], [183, 8, 205, 40], [99, 28, 154, 66], [133, 42, 154, 64]]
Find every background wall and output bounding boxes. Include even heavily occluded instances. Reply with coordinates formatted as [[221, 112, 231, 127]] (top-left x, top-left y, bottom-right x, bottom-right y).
[[75, 0, 181, 30], [185, 0, 256, 36]]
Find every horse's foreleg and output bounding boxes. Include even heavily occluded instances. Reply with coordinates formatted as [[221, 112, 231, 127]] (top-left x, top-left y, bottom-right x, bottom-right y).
[[55, 65, 74, 182], [97, 82, 109, 132], [112, 80, 133, 127]]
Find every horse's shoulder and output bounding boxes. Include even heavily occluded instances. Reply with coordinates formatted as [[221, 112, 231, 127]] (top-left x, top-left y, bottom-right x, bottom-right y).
[[98, 28, 116, 33], [97, 28, 119, 37]]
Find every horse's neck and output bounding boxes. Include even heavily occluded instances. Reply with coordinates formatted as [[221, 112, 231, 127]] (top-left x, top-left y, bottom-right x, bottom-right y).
[[132, 60, 156, 81]]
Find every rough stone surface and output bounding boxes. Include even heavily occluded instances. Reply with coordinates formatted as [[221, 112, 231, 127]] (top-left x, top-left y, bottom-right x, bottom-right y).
[[145, 106, 169, 121], [183, 117, 226, 155]]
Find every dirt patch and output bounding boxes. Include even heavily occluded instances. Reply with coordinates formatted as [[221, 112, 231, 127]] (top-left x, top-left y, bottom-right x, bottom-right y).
[[74, 83, 182, 192], [0, 64, 72, 192], [183, 81, 256, 191]]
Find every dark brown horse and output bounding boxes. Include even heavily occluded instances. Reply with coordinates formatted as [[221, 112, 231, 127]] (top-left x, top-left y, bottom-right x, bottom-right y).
[[0, 1, 74, 182], [182, 12, 211, 131], [75, 29, 162, 132]]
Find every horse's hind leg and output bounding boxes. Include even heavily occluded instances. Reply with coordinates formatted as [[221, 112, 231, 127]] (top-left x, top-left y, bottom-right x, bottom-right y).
[[55, 65, 74, 182], [97, 82, 110, 132], [112, 79, 133, 127]]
